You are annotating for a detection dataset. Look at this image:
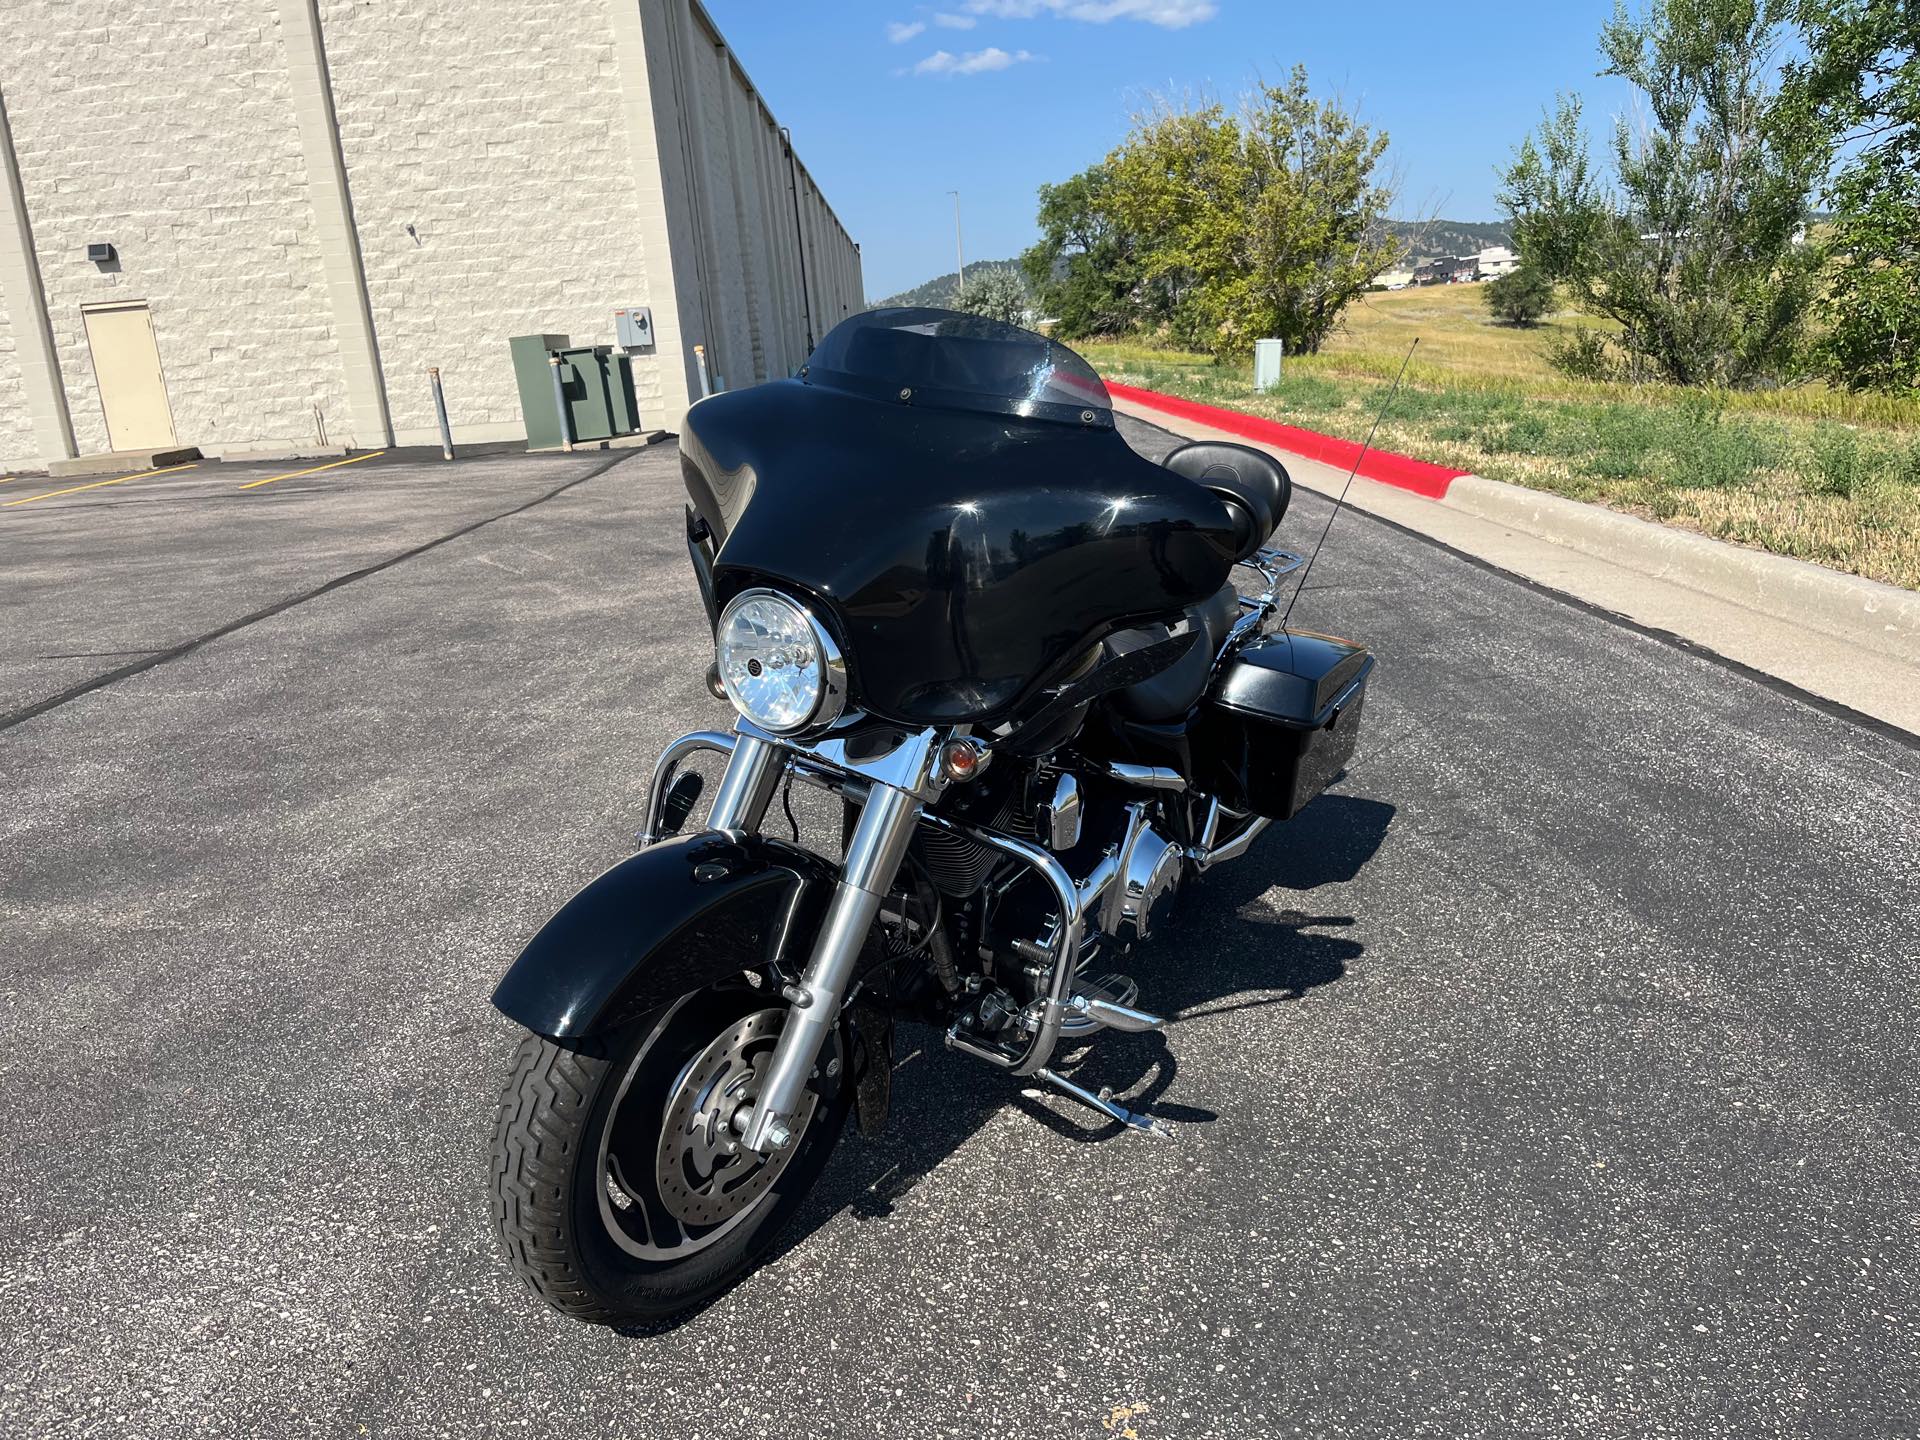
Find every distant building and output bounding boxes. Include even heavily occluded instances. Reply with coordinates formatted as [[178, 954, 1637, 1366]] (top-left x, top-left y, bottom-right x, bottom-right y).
[[0, 0, 861, 472], [1372, 267, 1416, 291], [1474, 245, 1520, 279], [1414, 256, 1478, 286]]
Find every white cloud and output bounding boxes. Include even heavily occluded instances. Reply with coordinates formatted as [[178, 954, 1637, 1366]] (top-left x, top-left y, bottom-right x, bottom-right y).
[[933, 11, 978, 27], [911, 45, 1039, 74], [886, 19, 927, 42], [962, 0, 1217, 26]]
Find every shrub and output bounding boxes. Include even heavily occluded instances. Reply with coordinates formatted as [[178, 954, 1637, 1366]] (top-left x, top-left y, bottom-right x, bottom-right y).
[[1548, 327, 1621, 383], [1484, 266, 1555, 326], [952, 270, 1029, 326], [1809, 425, 1866, 498]]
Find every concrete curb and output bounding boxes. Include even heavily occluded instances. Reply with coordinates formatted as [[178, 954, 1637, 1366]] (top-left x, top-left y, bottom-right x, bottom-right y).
[[1108, 382, 1920, 668], [1445, 474, 1920, 666]]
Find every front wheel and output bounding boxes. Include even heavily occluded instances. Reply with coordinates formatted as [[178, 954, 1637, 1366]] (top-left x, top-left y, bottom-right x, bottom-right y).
[[489, 982, 849, 1325]]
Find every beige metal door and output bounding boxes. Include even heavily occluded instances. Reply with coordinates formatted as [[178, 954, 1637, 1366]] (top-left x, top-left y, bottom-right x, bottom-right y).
[[82, 301, 176, 450]]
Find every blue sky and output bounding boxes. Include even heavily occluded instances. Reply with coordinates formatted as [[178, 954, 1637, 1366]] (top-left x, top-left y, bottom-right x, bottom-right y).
[[704, 0, 1632, 300]]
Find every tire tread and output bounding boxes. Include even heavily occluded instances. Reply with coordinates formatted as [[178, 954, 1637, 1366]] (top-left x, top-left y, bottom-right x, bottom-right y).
[[488, 1034, 629, 1324]]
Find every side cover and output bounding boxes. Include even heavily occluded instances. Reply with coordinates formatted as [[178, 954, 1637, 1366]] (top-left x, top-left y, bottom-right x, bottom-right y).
[[492, 831, 837, 1039], [1196, 630, 1374, 821]]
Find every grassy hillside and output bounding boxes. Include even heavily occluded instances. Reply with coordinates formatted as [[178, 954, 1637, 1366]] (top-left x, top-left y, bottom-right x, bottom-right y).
[[1083, 284, 1920, 589]]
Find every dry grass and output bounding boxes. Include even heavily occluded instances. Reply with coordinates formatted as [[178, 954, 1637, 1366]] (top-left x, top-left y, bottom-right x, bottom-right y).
[[1079, 288, 1920, 590], [1312, 285, 1920, 427]]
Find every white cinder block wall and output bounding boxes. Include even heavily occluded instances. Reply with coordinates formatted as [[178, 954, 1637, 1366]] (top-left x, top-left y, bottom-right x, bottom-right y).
[[0, 0, 352, 465], [0, 0, 860, 473], [315, 0, 656, 444], [0, 305, 32, 465]]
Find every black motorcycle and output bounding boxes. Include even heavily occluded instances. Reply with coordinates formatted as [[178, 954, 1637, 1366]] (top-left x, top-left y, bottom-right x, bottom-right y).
[[487, 308, 1373, 1324]]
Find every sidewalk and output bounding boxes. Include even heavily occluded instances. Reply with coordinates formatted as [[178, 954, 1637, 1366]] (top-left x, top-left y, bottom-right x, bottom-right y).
[[1112, 390, 1920, 738]]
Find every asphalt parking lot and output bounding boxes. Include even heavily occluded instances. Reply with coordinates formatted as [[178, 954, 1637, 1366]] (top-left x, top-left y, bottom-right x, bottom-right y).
[[3, 419, 1918, 1439]]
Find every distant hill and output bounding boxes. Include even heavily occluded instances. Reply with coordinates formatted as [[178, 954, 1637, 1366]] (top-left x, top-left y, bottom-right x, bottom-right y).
[[871, 223, 1512, 308], [1380, 219, 1513, 261], [873, 258, 1027, 309]]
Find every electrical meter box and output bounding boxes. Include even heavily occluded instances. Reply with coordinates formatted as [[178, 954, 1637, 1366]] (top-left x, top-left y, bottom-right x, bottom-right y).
[[615, 306, 654, 351], [1254, 338, 1285, 392]]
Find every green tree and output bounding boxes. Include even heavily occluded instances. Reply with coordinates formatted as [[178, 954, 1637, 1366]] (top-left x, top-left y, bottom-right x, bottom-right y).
[[952, 268, 1030, 326], [1103, 74, 1403, 356], [1786, 0, 1919, 392], [1102, 102, 1250, 348], [1020, 165, 1143, 338], [1022, 68, 1403, 356], [1484, 265, 1557, 326], [1232, 71, 1406, 356], [1501, 0, 1825, 387]]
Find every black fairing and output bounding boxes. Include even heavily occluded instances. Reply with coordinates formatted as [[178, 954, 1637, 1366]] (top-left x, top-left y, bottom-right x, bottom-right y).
[[491, 830, 837, 1039], [680, 380, 1238, 727]]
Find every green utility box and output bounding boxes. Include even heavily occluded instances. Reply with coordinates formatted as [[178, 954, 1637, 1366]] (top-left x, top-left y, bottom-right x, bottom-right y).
[[508, 334, 643, 449], [606, 351, 640, 435], [510, 333, 572, 450]]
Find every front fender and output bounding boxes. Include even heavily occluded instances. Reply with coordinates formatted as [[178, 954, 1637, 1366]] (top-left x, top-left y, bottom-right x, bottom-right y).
[[492, 830, 839, 1040]]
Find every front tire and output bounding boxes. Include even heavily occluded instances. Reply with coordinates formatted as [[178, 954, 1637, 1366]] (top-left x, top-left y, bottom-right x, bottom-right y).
[[489, 983, 849, 1326]]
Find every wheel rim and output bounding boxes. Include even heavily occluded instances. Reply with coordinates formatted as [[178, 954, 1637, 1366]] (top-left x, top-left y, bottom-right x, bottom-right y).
[[596, 1001, 818, 1260]]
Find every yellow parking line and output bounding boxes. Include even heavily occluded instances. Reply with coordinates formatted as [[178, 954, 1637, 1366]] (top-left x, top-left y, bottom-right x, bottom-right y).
[[2, 462, 199, 507], [238, 450, 386, 491]]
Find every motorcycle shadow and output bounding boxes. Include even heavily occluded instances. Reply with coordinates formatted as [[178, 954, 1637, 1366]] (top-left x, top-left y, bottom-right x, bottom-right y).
[[775, 790, 1395, 1243]]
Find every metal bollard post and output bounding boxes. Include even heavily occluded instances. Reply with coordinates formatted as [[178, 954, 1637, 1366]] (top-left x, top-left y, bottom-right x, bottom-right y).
[[694, 344, 713, 400], [547, 354, 574, 452], [427, 367, 455, 461]]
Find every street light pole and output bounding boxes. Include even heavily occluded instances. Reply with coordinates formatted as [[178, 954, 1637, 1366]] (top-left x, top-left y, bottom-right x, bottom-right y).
[[948, 190, 966, 298]]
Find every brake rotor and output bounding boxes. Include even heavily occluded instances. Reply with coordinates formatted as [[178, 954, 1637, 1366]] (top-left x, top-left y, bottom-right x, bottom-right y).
[[653, 1009, 817, 1228]]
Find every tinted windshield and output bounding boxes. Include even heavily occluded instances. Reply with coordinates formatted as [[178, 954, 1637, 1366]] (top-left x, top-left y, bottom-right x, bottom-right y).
[[802, 307, 1111, 426]]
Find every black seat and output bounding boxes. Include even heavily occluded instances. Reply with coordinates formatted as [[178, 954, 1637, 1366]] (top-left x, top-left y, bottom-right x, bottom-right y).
[[1162, 441, 1292, 560], [1104, 583, 1241, 723]]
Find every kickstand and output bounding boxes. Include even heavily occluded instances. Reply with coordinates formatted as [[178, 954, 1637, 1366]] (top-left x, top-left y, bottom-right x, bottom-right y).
[[1031, 1067, 1174, 1139]]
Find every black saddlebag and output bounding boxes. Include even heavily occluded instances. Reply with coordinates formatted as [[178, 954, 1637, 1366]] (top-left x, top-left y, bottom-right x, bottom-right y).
[[1194, 630, 1373, 821]]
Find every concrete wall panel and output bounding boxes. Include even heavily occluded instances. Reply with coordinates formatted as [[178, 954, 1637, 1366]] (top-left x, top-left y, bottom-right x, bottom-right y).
[[0, 299, 34, 471], [316, 0, 655, 442], [0, 0, 350, 459]]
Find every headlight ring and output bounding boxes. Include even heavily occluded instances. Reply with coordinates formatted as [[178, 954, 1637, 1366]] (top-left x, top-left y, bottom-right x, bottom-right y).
[[714, 588, 848, 735]]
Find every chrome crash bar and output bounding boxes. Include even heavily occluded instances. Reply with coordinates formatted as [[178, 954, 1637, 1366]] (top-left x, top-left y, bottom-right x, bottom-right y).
[[638, 727, 1086, 1084]]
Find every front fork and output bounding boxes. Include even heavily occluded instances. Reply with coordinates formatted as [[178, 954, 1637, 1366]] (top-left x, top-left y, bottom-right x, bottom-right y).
[[705, 731, 929, 1155]]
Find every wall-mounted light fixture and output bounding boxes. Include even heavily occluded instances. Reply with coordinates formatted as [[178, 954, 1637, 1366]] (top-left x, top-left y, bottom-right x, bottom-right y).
[[87, 242, 116, 265]]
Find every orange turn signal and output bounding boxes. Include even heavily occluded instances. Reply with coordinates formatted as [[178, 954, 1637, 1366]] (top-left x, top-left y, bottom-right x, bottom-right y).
[[940, 737, 989, 783]]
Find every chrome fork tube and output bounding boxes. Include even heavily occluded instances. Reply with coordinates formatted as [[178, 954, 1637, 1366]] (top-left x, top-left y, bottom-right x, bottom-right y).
[[738, 780, 923, 1154], [706, 731, 784, 835]]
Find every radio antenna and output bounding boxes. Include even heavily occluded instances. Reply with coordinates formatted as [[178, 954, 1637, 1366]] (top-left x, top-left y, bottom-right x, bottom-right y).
[[1279, 337, 1419, 631]]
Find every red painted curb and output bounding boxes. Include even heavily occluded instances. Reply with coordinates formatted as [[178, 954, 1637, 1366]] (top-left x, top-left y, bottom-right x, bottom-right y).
[[1105, 380, 1464, 500]]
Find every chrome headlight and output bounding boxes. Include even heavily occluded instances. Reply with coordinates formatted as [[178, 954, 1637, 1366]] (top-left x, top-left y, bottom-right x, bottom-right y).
[[715, 588, 847, 734]]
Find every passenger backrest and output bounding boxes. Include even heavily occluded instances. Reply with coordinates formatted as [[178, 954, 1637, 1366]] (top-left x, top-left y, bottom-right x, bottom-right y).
[[1161, 441, 1292, 560]]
